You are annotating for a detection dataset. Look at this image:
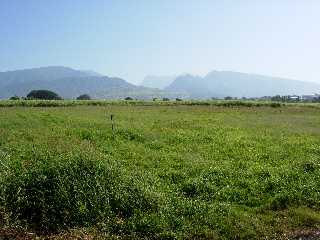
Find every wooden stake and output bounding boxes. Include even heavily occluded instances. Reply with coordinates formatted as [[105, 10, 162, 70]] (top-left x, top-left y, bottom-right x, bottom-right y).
[[111, 114, 115, 139]]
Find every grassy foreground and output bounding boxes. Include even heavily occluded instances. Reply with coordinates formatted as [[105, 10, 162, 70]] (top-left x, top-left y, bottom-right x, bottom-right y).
[[0, 103, 320, 239]]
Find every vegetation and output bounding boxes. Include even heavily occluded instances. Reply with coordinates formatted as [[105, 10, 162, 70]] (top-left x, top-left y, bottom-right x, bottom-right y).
[[26, 90, 62, 100], [9, 95, 20, 100], [0, 102, 320, 239], [76, 94, 91, 100], [0, 99, 286, 108]]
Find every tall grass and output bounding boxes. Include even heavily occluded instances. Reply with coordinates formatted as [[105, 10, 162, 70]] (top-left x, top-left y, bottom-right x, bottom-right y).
[[1, 105, 320, 239], [1, 149, 158, 234]]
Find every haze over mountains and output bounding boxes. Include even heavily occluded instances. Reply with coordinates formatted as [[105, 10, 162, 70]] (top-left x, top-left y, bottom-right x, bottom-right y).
[[0, 66, 180, 99], [1, 66, 319, 99], [145, 71, 320, 98], [141, 75, 176, 89], [165, 71, 320, 98]]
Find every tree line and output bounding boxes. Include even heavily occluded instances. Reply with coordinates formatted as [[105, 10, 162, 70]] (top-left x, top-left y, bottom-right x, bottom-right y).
[[9, 90, 182, 101], [9, 90, 91, 101]]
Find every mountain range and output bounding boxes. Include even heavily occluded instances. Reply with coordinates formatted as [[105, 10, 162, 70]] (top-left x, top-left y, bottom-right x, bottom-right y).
[[1, 67, 319, 99], [164, 71, 320, 98], [0, 66, 181, 99]]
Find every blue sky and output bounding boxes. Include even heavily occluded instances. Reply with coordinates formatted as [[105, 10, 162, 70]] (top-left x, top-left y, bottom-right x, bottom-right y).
[[1, 0, 320, 84]]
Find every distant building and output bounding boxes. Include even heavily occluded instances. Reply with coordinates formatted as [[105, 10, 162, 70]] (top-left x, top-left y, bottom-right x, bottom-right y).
[[301, 94, 320, 101], [287, 95, 300, 101]]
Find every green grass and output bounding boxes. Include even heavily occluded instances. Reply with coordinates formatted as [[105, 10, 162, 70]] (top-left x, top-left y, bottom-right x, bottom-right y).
[[0, 103, 320, 239], [0, 99, 284, 108]]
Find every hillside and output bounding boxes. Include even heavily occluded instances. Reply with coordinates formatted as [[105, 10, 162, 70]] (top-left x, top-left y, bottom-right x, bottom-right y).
[[166, 71, 320, 98], [0, 66, 181, 99]]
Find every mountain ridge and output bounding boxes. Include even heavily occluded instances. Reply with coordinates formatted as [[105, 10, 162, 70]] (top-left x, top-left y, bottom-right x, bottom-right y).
[[0, 66, 182, 99], [166, 70, 320, 98], [2, 67, 319, 99]]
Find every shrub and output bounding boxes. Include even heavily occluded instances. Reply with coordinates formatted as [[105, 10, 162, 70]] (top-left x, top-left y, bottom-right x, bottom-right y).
[[76, 94, 91, 100], [1, 153, 157, 232], [125, 97, 133, 101], [270, 102, 281, 108], [162, 98, 170, 101], [26, 90, 62, 100], [9, 96, 20, 100]]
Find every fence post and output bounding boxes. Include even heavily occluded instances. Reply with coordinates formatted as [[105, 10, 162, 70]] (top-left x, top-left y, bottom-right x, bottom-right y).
[[111, 114, 115, 139]]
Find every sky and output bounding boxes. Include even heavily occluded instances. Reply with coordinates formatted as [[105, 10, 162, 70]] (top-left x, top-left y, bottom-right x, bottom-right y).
[[1, 0, 320, 84]]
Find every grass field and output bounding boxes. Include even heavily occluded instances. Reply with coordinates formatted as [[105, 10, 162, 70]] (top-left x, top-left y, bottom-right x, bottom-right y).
[[0, 99, 284, 108], [1, 102, 320, 239]]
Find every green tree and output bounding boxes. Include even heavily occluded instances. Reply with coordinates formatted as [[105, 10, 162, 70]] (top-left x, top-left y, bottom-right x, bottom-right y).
[[76, 94, 91, 100], [9, 95, 20, 100], [26, 90, 62, 100]]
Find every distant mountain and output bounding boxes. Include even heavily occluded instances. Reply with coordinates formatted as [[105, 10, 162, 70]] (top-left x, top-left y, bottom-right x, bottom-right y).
[[166, 71, 320, 98], [141, 75, 176, 89], [0, 66, 87, 98], [5, 67, 315, 100], [0, 66, 182, 99]]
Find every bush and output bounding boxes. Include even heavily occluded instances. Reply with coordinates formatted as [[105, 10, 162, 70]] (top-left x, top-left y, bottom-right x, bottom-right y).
[[270, 102, 281, 108], [76, 94, 91, 100], [1, 153, 157, 232], [9, 96, 20, 100], [26, 90, 62, 100], [125, 97, 133, 101], [162, 98, 170, 101]]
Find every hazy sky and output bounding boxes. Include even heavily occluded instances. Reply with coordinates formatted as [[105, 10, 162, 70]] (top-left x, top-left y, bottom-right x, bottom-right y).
[[1, 0, 320, 84]]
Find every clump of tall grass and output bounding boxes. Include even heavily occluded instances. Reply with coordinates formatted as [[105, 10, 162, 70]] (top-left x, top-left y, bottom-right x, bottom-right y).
[[1, 151, 158, 232]]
